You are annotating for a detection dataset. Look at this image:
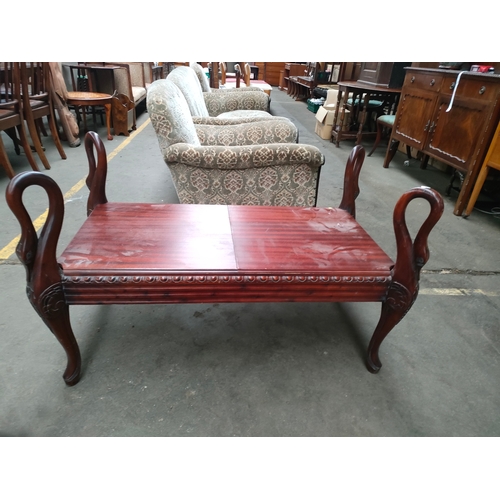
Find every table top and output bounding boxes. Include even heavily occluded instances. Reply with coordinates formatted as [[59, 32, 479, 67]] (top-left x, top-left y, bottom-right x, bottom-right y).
[[337, 80, 402, 93], [58, 204, 394, 277], [66, 91, 112, 102]]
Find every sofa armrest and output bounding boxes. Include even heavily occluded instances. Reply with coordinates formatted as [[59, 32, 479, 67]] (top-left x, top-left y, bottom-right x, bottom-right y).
[[203, 90, 269, 116], [195, 119, 298, 146], [164, 143, 324, 170], [192, 116, 282, 125]]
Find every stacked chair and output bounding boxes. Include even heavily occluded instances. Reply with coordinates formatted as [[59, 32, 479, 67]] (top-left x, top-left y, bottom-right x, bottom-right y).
[[1, 62, 66, 178], [1, 62, 40, 178]]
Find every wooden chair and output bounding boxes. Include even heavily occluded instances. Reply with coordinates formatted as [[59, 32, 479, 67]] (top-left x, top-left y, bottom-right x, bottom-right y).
[[368, 114, 412, 164], [19, 62, 67, 170], [0, 62, 41, 178]]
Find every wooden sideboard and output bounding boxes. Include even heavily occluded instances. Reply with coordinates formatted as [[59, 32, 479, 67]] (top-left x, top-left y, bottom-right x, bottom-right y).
[[279, 63, 307, 91], [254, 63, 285, 86], [384, 67, 500, 216]]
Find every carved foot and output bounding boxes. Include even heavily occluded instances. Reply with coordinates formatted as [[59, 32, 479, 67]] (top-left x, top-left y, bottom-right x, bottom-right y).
[[366, 353, 381, 374]]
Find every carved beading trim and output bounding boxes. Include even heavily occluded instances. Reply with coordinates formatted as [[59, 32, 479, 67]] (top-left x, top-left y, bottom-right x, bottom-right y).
[[62, 274, 392, 286]]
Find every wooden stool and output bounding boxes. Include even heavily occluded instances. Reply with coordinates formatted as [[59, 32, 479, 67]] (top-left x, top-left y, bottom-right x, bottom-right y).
[[464, 120, 500, 217], [66, 91, 113, 140]]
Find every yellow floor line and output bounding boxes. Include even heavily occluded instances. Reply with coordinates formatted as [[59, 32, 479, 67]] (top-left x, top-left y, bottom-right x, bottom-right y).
[[0, 119, 151, 260], [419, 288, 500, 297]]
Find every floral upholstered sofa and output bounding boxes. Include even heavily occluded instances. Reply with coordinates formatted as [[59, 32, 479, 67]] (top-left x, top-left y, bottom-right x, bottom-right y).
[[166, 66, 274, 120], [147, 79, 324, 206]]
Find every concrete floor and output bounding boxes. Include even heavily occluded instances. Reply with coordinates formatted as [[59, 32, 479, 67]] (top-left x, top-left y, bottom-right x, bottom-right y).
[[1, 88, 500, 438]]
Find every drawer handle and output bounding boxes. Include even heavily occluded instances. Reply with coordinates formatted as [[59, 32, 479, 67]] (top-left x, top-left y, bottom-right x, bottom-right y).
[[424, 119, 430, 131], [479, 86, 486, 95], [430, 79, 436, 86], [411, 76, 415, 83], [450, 82, 455, 90]]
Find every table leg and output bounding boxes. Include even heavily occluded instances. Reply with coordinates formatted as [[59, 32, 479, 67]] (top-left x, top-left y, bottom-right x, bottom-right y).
[[104, 103, 113, 140], [357, 93, 369, 145]]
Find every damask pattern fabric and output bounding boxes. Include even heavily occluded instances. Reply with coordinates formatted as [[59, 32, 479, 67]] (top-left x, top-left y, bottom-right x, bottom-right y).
[[166, 66, 208, 116], [147, 80, 200, 153], [195, 119, 298, 146], [147, 79, 325, 207], [164, 143, 323, 206], [190, 62, 211, 92], [167, 66, 271, 119]]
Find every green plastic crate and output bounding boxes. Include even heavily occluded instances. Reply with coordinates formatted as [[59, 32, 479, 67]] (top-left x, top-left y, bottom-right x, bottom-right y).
[[307, 99, 321, 113]]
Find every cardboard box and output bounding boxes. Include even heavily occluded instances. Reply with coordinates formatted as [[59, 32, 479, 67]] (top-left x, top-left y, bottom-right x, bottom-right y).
[[315, 105, 352, 139], [315, 120, 333, 140], [316, 106, 335, 126], [315, 106, 336, 139]]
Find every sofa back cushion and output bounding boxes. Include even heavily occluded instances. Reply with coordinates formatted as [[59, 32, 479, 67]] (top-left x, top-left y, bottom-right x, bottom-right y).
[[166, 66, 209, 117], [190, 62, 211, 93], [147, 79, 201, 153]]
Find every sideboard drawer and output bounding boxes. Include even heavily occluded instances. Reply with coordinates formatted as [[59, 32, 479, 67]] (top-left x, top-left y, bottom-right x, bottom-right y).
[[443, 75, 498, 100], [405, 72, 443, 91]]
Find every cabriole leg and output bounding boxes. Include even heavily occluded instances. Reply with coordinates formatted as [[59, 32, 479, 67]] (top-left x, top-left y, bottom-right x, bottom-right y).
[[29, 283, 81, 386]]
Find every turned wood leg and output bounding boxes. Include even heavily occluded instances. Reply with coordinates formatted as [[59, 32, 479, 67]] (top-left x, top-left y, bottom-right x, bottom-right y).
[[28, 283, 82, 386], [366, 282, 417, 373]]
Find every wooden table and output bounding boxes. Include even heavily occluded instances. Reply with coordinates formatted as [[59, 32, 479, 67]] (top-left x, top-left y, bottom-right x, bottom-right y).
[[66, 91, 113, 140], [6, 133, 444, 386], [331, 81, 401, 147]]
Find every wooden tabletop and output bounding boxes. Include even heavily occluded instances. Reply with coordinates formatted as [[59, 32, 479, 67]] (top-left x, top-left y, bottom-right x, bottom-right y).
[[66, 91, 112, 102], [58, 204, 394, 277], [337, 80, 402, 93]]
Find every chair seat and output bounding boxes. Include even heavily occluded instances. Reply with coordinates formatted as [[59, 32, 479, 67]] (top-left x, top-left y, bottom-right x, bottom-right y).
[[378, 114, 395, 127], [347, 98, 384, 109], [28, 99, 46, 109], [0, 108, 15, 119], [132, 86, 146, 104], [218, 110, 272, 119]]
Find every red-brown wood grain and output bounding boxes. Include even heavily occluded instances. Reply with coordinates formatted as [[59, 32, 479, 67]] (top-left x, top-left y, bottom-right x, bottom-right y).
[[5, 132, 444, 385]]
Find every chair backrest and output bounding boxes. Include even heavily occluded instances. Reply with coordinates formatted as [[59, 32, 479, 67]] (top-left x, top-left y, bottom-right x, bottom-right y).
[[147, 79, 201, 155], [0, 62, 20, 108], [166, 66, 209, 117], [190, 63, 211, 93], [240, 63, 251, 86]]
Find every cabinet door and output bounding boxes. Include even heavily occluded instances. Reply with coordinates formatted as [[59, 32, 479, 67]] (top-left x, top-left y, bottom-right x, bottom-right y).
[[392, 88, 437, 150], [426, 95, 491, 173]]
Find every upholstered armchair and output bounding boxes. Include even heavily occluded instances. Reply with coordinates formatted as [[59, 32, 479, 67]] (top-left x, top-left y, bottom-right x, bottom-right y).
[[166, 66, 272, 120], [147, 80, 324, 206]]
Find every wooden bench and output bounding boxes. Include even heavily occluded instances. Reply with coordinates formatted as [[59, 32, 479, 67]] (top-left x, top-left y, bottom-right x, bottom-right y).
[[6, 132, 444, 386]]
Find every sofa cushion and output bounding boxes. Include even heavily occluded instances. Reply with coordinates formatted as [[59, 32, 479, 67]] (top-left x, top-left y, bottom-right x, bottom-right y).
[[167, 66, 209, 117], [147, 80, 201, 153]]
